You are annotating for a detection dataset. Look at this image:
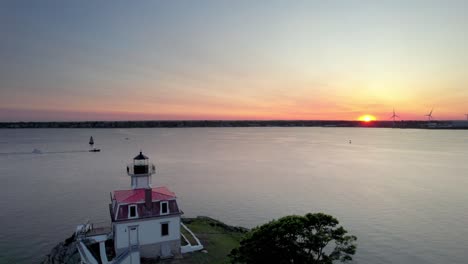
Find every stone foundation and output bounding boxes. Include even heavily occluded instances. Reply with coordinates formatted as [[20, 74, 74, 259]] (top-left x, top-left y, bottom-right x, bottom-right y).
[[140, 239, 180, 258], [115, 239, 180, 259]]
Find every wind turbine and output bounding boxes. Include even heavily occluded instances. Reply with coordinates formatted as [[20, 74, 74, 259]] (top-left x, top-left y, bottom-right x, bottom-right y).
[[425, 108, 434, 121], [390, 108, 399, 128], [390, 108, 399, 122]]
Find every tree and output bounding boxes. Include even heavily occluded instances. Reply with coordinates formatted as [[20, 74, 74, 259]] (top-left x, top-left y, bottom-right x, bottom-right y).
[[229, 213, 357, 264]]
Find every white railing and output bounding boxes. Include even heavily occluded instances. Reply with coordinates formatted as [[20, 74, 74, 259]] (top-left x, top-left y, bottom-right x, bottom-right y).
[[180, 223, 204, 253], [76, 221, 111, 239], [77, 241, 99, 264]]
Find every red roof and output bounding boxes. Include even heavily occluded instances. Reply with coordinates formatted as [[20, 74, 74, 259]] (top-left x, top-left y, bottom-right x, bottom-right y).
[[113, 187, 176, 204]]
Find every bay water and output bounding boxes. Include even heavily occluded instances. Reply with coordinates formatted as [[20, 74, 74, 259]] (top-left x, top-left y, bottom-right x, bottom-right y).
[[1, 128, 467, 263]]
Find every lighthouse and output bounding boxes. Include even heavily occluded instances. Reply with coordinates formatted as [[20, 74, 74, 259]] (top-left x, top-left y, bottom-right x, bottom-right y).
[[74, 152, 203, 264], [110, 151, 182, 259], [127, 151, 155, 189]]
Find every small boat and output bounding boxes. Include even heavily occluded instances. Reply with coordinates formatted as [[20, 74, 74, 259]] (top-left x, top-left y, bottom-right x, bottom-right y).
[[89, 136, 99, 152], [32, 148, 43, 154]]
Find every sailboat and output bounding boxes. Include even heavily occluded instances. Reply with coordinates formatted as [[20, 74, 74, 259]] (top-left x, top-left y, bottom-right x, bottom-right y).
[[89, 136, 100, 152]]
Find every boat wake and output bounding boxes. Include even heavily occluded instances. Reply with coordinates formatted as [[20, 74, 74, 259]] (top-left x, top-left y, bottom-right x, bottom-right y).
[[0, 149, 90, 156]]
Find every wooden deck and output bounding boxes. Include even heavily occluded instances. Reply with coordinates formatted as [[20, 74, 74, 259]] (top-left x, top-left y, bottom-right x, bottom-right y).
[[85, 225, 112, 236]]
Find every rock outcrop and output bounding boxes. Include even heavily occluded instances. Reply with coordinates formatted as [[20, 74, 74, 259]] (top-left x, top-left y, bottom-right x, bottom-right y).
[[41, 234, 80, 264]]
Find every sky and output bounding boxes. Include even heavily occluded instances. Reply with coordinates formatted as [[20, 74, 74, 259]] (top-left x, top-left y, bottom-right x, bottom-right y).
[[1, 0, 468, 121]]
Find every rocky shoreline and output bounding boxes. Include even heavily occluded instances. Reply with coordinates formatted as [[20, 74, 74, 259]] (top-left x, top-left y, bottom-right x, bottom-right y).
[[41, 233, 80, 264], [41, 216, 248, 264]]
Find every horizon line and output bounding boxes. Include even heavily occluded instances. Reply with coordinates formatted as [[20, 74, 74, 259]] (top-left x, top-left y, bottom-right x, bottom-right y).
[[2, 119, 468, 123]]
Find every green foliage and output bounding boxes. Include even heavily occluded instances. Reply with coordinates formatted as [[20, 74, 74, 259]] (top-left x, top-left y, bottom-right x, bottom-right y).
[[183, 217, 246, 264], [229, 213, 357, 264]]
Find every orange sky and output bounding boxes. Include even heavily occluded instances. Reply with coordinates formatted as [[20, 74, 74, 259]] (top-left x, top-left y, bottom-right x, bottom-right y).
[[1, 1, 468, 121]]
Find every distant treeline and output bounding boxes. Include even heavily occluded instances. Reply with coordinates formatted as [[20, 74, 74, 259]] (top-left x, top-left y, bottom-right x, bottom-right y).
[[1, 120, 468, 129]]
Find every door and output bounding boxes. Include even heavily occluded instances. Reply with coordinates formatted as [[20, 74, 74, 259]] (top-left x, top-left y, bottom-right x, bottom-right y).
[[129, 226, 139, 246]]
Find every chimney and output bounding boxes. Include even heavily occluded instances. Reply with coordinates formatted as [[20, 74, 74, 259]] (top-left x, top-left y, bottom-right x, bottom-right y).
[[145, 188, 152, 210]]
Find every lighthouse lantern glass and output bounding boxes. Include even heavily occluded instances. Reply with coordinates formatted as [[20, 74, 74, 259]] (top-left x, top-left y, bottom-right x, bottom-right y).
[[133, 152, 149, 174], [134, 159, 148, 166]]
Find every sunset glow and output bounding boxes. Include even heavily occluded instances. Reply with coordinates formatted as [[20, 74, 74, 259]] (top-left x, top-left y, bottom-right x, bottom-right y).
[[1, 1, 468, 122], [358, 115, 377, 122]]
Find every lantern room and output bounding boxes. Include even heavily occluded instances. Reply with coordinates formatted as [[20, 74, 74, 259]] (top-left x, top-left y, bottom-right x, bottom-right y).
[[133, 151, 149, 174], [126, 151, 156, 189]]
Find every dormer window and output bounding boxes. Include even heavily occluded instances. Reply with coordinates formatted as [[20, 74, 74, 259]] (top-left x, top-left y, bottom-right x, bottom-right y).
[[160, 201, 169, 215], [129, 205, 138, 219]]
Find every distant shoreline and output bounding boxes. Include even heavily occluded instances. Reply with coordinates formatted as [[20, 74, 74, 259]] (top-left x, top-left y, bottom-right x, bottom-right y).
[[1, 120, 468, 129]]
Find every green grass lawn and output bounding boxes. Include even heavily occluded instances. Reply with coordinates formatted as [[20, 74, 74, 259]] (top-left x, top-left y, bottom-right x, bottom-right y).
[[180, 226, 197, 245], [181, 217, 247, 264]]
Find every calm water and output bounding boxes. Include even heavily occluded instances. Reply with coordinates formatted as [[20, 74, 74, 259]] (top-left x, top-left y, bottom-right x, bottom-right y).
[[1, 128, 468, 264]]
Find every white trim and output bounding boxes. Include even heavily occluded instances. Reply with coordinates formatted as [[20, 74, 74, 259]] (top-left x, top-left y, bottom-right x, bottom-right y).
[[115, 204, 121, 220], [180, 223, 204, 253], [114, 198, 176, 207], [181, 232, 190, 246], [99, 241, 109, 264], [112, 213, 182, 223], [160, 201, 169, 215], [128, 204, 138, 219], [114, 200, 181, 221], [77, 241, 99, 264]]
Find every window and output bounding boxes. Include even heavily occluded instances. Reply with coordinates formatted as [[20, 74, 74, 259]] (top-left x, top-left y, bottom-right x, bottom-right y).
[[161, 223, 169, 236], [160, 201, 169, 215], [129, 205, 138, 218]]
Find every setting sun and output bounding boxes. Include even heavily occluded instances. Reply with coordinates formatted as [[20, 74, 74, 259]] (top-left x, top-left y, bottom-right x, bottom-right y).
[[358, 115, 377, 122]]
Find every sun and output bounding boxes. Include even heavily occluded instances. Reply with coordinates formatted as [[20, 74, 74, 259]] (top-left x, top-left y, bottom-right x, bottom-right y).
[[358, 114, 377, 122]]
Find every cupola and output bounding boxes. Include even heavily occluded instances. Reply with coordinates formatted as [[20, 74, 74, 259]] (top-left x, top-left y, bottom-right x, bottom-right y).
[[126, 151, 155, 189]]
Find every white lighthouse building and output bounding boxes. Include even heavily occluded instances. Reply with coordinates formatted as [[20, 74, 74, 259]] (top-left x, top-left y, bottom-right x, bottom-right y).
[[75, 152, 202, 264], [111, 152, 182, 259]]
